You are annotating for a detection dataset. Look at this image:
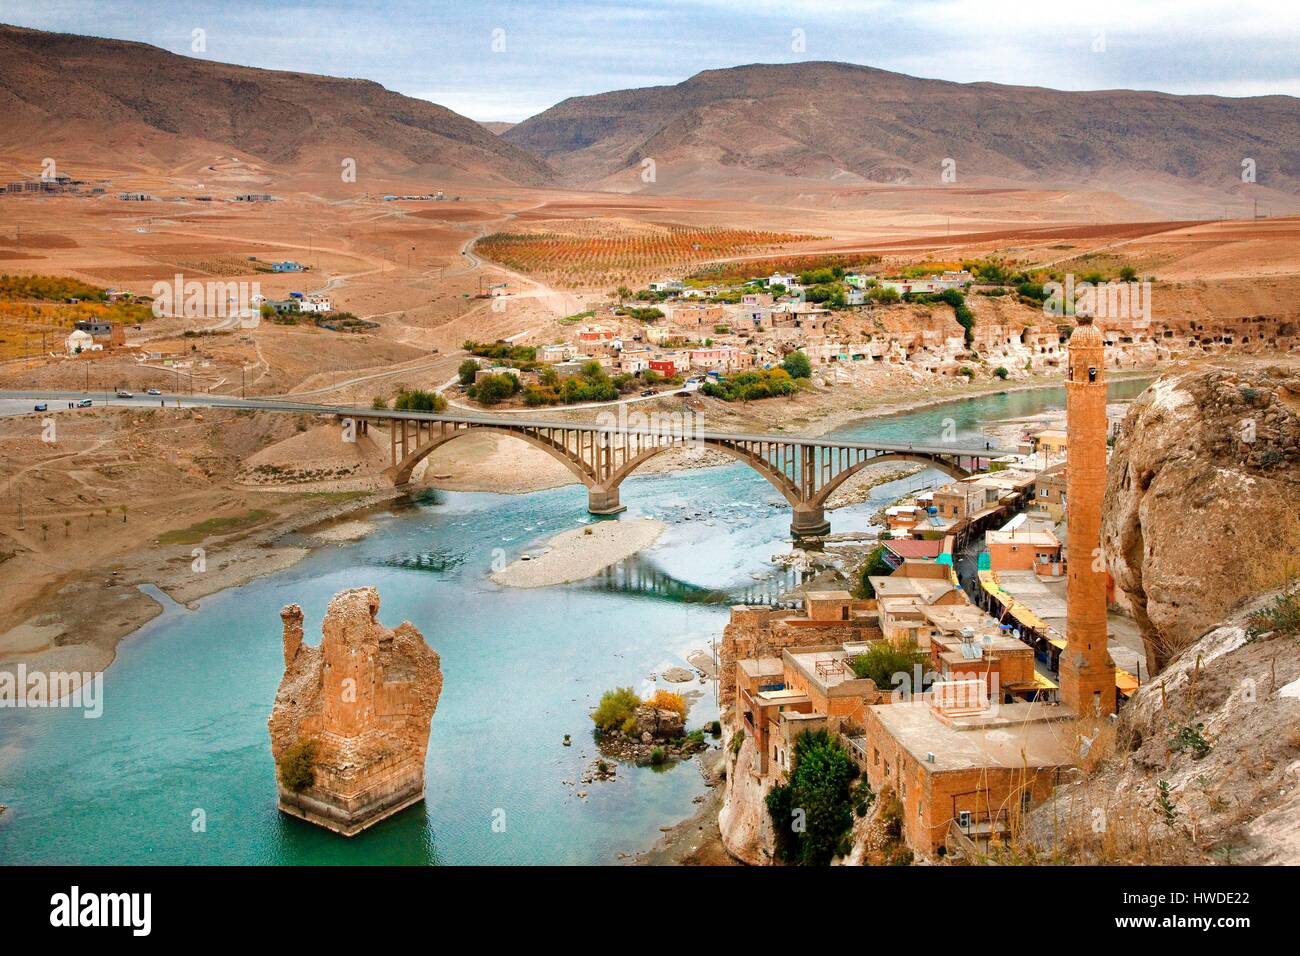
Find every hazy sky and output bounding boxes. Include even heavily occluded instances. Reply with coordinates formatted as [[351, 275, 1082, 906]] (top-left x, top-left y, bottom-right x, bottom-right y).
[[3, 0, 1297, 121]]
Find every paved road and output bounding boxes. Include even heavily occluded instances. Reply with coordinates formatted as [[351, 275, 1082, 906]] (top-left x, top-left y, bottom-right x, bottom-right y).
[[0, 390, 1016, 456]]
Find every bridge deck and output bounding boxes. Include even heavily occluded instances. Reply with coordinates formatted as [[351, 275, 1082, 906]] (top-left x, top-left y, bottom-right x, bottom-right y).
[[0, 390, 1019, 457]]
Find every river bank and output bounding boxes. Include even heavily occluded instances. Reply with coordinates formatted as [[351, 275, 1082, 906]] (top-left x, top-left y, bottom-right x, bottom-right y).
[[491, 518, 666, 588]]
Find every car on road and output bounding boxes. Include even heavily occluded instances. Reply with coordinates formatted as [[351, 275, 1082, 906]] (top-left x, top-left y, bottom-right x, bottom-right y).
[[75, 399, 93, 408], [116, 390, 134, 398], [146, 388, 162, 396], [674, 390, 689, 397], [33, 403, 47, 412], [640, 389, 655, 397]]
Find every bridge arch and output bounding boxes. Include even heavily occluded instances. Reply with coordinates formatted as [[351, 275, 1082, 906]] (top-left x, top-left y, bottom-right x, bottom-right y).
[[387, 425, 598, 488], [603, 439, 802, 506], [806, 452, 972, 509]]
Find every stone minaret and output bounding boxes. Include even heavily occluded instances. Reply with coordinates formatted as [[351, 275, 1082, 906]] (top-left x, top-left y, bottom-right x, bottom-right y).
[[1060, 316, 1115, 717]]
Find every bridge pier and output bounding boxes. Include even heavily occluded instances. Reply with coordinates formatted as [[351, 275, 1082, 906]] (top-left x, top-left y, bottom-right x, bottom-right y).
[[790, 503, 830, 539], [587, 486, 626, 516]]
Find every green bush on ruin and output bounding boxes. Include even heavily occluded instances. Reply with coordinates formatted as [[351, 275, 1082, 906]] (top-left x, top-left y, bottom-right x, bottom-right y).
[[279, 739, 318, 793]]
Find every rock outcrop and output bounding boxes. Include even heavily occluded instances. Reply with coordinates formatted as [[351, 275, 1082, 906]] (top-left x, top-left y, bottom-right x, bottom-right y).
[[717, 734, 776, 865], [1023, 584, 1300, 864], [1102, 362, 1300, 673], [267, 587, 442, 836], [634, 705, 685, 740]]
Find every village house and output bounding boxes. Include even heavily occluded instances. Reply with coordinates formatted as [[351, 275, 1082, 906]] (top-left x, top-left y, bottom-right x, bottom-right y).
[[648, 357, 677, 378], [931, 481, 987, 523], [1025, 426, 1068, 460], [985, 514, 1064, 575], [860, 686, 1073, 857], [473, 365, 520, 383], [666, 303, 729, 329], [539, 343, 576, 363], [869, 560, 965, 648], [881, 538, 944, 568], [688, 345, 752, 372], [616, 348, 652, 374], [577, 325, 617, 345], [1028, 463, 1068, 521]]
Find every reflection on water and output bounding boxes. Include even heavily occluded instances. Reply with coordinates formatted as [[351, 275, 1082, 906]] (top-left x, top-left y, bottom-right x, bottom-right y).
[[577, 552, 810, 606]]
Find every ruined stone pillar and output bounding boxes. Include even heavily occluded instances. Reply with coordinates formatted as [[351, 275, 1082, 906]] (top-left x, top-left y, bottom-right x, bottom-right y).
[[588, 486, 626, 515], [280, 604, 304, 666]]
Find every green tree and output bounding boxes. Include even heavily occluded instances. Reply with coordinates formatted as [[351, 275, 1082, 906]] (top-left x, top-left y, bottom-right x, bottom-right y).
[[471, 373, 518, 405], [591, 687, 642, 733], [458, 358, 480, 386], [994, 366, 1009, 380], [781, 350, 812, 379], [765, 730, 858, 865], [848, 639, 929, 688], [852, 545, 893, 598]]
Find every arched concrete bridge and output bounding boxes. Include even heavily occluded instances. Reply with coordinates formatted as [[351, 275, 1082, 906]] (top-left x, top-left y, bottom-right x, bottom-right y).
[[0, 391, 1013, 538], [369, 409, 1011, 537]]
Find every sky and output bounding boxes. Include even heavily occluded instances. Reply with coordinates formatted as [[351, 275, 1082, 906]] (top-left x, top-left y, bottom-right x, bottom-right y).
[[2, 0, 1297, 122]]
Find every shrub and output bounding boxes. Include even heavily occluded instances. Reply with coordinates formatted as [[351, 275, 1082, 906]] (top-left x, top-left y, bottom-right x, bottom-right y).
[[781, 350, 812, 379], [848, 639, 929, 691], [700, 368, 797, 402], [646, 689, 686, 719], [852, 545, 892, 599], [457, 358, 480, 386], [279, 739, 318, 792], [730, 728, 746, 756], [470, 373, 519, 405], [708, 720, 722, 737], [1247, 580, 1300, 641], [371, 396, 388, 410], [649, 746, 667, 765], [765, 730, 858, 865], [591, 687, 641, 733], [1169, 723, 1212, 760], [994, 366, 1009, 379], [393, 388, 447, 412]]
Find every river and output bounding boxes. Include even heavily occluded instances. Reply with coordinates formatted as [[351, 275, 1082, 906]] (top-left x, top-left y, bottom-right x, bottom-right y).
[[0, 377, 1150, 864]]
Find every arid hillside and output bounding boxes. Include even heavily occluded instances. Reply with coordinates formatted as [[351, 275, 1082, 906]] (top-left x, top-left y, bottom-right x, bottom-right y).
[[0, 24, 553, 185], [505, 61, 1300, 211]]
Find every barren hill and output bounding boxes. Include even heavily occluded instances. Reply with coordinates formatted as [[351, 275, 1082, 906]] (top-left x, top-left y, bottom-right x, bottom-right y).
[[0, 24, 552, 185], [505, 61, 1300, 206]]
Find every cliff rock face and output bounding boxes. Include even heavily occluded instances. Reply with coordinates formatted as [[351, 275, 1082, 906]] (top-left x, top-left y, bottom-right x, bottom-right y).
[[717, 734, 776, 865], [267, 587, 442, 836], [1024, 585, 1300, 864], [1102, 363, 1300, 673]]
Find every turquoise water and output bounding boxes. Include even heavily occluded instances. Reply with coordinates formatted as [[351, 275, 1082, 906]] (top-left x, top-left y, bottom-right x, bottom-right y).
[[0, 379, 1149, 865]]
